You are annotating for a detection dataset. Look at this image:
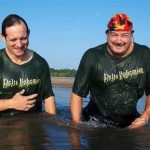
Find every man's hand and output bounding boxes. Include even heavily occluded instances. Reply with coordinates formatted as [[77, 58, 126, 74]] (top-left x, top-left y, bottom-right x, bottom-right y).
[[128, 117, 148, 129], [10, 89, 37, 111]]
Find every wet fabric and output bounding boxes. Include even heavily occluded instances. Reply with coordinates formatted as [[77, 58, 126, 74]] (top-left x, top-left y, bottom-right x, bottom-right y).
[[0, 49, 54, 116], [73, 42, 150, 120], [82, 100, 140, 128]]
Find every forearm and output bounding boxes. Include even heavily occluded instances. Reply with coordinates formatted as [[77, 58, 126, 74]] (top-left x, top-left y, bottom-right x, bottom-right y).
[[0, 99, 13, 111], [128, 96, 150, 129], [0, 90, 37, 112], [44, 96, 56, 115], [140, 95, 150, 121], [70, 93, 83, 124]]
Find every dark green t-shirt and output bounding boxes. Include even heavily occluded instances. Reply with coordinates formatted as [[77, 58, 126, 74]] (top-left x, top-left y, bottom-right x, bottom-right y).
[[0, 49, 54, 115], [73, 43, 150, 116]]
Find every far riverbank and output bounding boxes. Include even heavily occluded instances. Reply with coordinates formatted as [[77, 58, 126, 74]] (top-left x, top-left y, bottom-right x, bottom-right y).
[[51, 77, 74, 87]]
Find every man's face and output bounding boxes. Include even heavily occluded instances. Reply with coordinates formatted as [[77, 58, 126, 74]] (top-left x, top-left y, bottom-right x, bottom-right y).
[[2, 22, 29, 57], [107, 30, 133, 58]]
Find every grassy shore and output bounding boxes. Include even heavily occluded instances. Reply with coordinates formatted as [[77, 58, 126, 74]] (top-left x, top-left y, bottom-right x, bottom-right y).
[[51, 77, 74, 87]]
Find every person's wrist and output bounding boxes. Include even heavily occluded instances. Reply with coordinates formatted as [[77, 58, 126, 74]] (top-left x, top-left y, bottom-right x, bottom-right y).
[[72, 120, 81, 124], [139, 117, 148, 124]]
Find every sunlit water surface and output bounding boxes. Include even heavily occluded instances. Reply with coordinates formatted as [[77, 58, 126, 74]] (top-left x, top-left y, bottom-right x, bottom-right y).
[[0, 86, 149, 150]]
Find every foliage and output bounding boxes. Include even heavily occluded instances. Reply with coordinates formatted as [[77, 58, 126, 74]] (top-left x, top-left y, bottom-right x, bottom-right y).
[[50, 68, 77, 77]]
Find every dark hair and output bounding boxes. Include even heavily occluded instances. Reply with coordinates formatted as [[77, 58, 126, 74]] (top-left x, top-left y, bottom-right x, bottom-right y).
[[1, 14, 30, 37]]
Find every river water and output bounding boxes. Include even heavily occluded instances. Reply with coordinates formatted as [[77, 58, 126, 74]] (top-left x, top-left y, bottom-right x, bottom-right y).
[[0, 86, 150, 150]]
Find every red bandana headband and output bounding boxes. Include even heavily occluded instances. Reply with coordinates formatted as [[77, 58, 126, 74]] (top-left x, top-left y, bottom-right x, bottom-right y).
[[107, 13, 133, 31]]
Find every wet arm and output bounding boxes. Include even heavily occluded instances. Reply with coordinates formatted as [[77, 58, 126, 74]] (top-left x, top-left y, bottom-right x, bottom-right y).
[[0, 90, 37, 111], [140, 95, 150, 122], [0, 99, 13, 111], [129, 95, 150, 129], [70, 93, 83, 124], [44, 96, 56, 115]]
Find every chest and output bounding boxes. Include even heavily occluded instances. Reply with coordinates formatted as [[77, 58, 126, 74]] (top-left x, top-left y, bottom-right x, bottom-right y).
[[0, 62, 42, 90], [90, 53, 146, 87]]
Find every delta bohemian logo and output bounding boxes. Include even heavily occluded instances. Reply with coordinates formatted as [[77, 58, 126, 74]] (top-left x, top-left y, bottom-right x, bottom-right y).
[[104, 67, 144, 83], [3, 78, 40, 88]]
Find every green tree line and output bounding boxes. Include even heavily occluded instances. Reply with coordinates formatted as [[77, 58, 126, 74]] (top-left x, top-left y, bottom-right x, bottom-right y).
[[50, 68, 77, 77]]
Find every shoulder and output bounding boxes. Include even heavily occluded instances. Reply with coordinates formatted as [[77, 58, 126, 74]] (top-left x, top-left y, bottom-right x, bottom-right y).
[[82, 43, 107, 59], [134, 43, 150, 53], [0, 49, 7, 62], [0, 48, 5, 55], [33, 52, 48, 62], [134, 43, 150, 62], [32, 51, 50, 67]]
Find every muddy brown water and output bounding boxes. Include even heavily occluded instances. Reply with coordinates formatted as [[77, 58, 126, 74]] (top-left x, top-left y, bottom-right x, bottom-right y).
[[0, 86, 149, 150]]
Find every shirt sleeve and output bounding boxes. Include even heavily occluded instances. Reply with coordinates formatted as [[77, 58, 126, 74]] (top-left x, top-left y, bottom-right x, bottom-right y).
[[144, 47, 150, 96], [41, 61, 54, 100], [72, 50, 93, 97]]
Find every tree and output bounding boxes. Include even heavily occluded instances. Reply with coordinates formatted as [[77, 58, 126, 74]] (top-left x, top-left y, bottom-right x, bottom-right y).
[[50, 68, 77, 77]]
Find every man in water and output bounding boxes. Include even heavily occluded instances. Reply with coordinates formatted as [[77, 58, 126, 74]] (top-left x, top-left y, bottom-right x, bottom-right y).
[[0, 14, 56, 116], [70, 13, 150, 128]]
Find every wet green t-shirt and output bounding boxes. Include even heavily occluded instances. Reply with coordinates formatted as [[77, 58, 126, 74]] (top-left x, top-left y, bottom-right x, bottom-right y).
[[0, 49, 54, 116], [73, 43, 150, 116]]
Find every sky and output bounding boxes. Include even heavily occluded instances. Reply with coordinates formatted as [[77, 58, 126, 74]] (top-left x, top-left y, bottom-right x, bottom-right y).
[[0, 0, 150, 69]]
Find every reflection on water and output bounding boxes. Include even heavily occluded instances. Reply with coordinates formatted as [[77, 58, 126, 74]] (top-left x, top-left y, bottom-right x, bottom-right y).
[[0, 86, 149, 150]]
